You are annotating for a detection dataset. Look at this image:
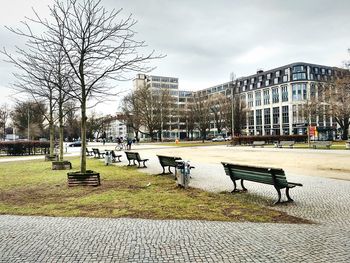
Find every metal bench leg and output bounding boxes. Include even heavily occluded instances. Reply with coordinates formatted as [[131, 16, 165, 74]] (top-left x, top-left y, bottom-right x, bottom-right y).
[[286, 187, 294, 202], [231, 180, 238, 193], [128, 160, 131, 166], [168, 166, 172, 174], [117, 156, 121, 162], [241, 179, 248, 191], [161, 166, 166, 174], [143, 161, 147, 168], [273, 187, 282, 204]]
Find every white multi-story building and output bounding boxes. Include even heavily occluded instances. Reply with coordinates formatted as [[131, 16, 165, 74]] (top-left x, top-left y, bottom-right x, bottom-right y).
[[132, 62, 344, 140]]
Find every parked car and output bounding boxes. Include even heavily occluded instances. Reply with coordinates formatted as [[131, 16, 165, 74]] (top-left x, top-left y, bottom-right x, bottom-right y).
[[68, 141, 82, 147], [225, 136, 232, 141], [212, 136, 225, 142]]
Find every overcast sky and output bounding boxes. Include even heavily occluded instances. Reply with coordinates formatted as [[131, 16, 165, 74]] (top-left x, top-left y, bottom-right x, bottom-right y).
[[0, 0, 349, 114]]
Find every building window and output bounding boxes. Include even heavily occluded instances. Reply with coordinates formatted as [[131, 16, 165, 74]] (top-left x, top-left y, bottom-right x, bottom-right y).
[[281, 86, 288, 102], [321, 68, 326, 75], [256, 109, 262, 126], [248, 92, 254, 107], [248, 111, 254, 126], [251, 77, 255, 83], [257, 82, 262, 88], [275, 70, 281, 77], [267, 73, 272, 80], [273, 77, 279, 85], [310, 73, 314, 80], [258, 75, 263, 81], [282, 106, 289, 124], [249, 84, 254, 90], [244, 79, 248, 85], [282, 75, 288, 82], [292, 83, 307, 101], [263, 89, 270, 105], [292, 73, 307, 80], [265, 80, 270, 86], [314, 67, 319, 74], [293, 65, 305, 72], [255, 91, 261, 106], [272, 87, 279, 103], [327, 69, 332, 75], [284, 68, 289, 75], [273, 107, 280, 124], [264, 108, 271, 125]]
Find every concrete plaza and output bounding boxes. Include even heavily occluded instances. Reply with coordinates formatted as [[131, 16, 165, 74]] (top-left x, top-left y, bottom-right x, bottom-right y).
[[1, 144, 350, 262]]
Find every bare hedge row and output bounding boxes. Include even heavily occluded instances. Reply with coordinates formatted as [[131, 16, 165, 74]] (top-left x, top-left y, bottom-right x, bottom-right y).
[[232, 135, 308, 145], [0, 141, 50, 156]]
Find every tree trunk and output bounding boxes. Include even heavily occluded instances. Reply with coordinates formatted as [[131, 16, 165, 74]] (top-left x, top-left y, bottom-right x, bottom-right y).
[[59, 102, 64, 161], [49, 120, 55, 157], [80, 98, 87, 173], [342, 118, 349, 140]]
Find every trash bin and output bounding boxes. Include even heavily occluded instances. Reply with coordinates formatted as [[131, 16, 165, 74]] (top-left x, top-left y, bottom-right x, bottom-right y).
[[104, 151, 112, 165], [346, 141, 350, 150], [176, 160, 193, 188]]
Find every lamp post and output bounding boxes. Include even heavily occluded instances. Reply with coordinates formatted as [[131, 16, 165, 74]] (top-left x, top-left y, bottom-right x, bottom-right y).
[[230, 72, 236, 138], [27, 108, 30, 140]]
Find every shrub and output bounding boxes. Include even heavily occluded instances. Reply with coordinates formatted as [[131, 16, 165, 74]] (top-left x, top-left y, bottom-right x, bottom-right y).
[[0, 140, 50, 156], [232, 135, 308, 145]]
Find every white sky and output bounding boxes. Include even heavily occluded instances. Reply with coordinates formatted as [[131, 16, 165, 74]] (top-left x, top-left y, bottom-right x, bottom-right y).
[[0, 0, 349, 114]]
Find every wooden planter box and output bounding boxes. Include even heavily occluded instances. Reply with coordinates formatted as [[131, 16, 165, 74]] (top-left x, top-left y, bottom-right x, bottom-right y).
[[45, 154, 59, 161], [67, 170, 100, 187], [52, 161, 72, 170]]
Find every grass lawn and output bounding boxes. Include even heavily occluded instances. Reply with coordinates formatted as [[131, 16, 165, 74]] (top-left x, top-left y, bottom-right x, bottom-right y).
[[0, 157, 310, 223]]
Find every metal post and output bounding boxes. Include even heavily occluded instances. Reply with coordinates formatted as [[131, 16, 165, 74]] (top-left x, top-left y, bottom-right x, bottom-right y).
[[27, 108, 30, 140]]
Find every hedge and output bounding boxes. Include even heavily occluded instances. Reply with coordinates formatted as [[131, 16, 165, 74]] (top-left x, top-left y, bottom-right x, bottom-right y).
[[0, 141, 50, 156], [232, 135, 308, 145]]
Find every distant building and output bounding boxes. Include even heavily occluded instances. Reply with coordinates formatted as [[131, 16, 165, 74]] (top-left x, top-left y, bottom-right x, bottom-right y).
[[132, 62, 345, 140]]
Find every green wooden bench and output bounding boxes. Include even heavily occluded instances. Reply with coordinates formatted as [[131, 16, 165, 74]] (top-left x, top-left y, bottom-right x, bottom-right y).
[[157, 155, 182, 177], [252, 141, 265, 148], [109, 150, 122, 162], [92, 148, 105, 158], [222, 162, 302, 204], [125, 151, 149, 168], [312, 141, 332, 149], [275, 140, 295, 148], [86, 148, 94, 156]]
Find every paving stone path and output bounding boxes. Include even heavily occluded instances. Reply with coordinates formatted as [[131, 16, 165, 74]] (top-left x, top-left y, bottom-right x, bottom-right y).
[[1, 144, 350, 262]]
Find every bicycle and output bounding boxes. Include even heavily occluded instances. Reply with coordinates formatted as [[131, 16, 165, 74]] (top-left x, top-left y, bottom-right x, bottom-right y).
[[115, 143, 126, 151]]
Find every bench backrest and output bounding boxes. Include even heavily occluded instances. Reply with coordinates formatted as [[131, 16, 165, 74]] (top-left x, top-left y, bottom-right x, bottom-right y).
[[253, 141, 265, 145], [125, 151, 140, 160], [157, 155, 182, 166], [222, 162, 288, 188], [313, 141, 331, 146], [92, 148, 98, 154], [280, 140, 295, 145]]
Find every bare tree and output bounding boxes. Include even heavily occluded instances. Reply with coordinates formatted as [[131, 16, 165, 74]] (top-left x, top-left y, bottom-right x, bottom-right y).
[[329, 72, 350, 140], [192, 94, 211, 142], [0, 104, 10, 140], [5, 0, 162, 173], [121, 93, 142, 140], [208, 93, 230, 135]]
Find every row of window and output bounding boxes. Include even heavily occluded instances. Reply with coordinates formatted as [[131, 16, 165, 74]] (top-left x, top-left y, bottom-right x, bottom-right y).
[[248, 106, 289, 126], [151, 77, 178, 83], [244, 85, 289, 107]]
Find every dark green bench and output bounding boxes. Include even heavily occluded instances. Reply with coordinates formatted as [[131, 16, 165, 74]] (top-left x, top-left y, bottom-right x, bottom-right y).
[[109, 150, 122, 162], [275, 140, 295, 148], [252, 141, 265, 148], [157, 155, 182, 177], [222, 162, 302, 204], [86, 148, 94, 156], [92, 148, 105, 158], [125, 151, 149, 168], [312, 141, 332, 149]]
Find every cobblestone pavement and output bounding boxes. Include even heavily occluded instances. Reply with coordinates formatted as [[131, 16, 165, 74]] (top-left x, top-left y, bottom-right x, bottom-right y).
[[1, 144, 350, 262]]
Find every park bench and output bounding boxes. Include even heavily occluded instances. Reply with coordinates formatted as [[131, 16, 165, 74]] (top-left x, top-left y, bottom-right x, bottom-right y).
[[311, 141, 332, 149], [222, 162, 303, 204], [109, 150, 122, 162], [157, 155, 182, 177], [92, 148, 105, 158], [86, 148, 94, 156], [125, 151, 149, 168], [275, 140, 295, 148], [252, 141, 265, 148]]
